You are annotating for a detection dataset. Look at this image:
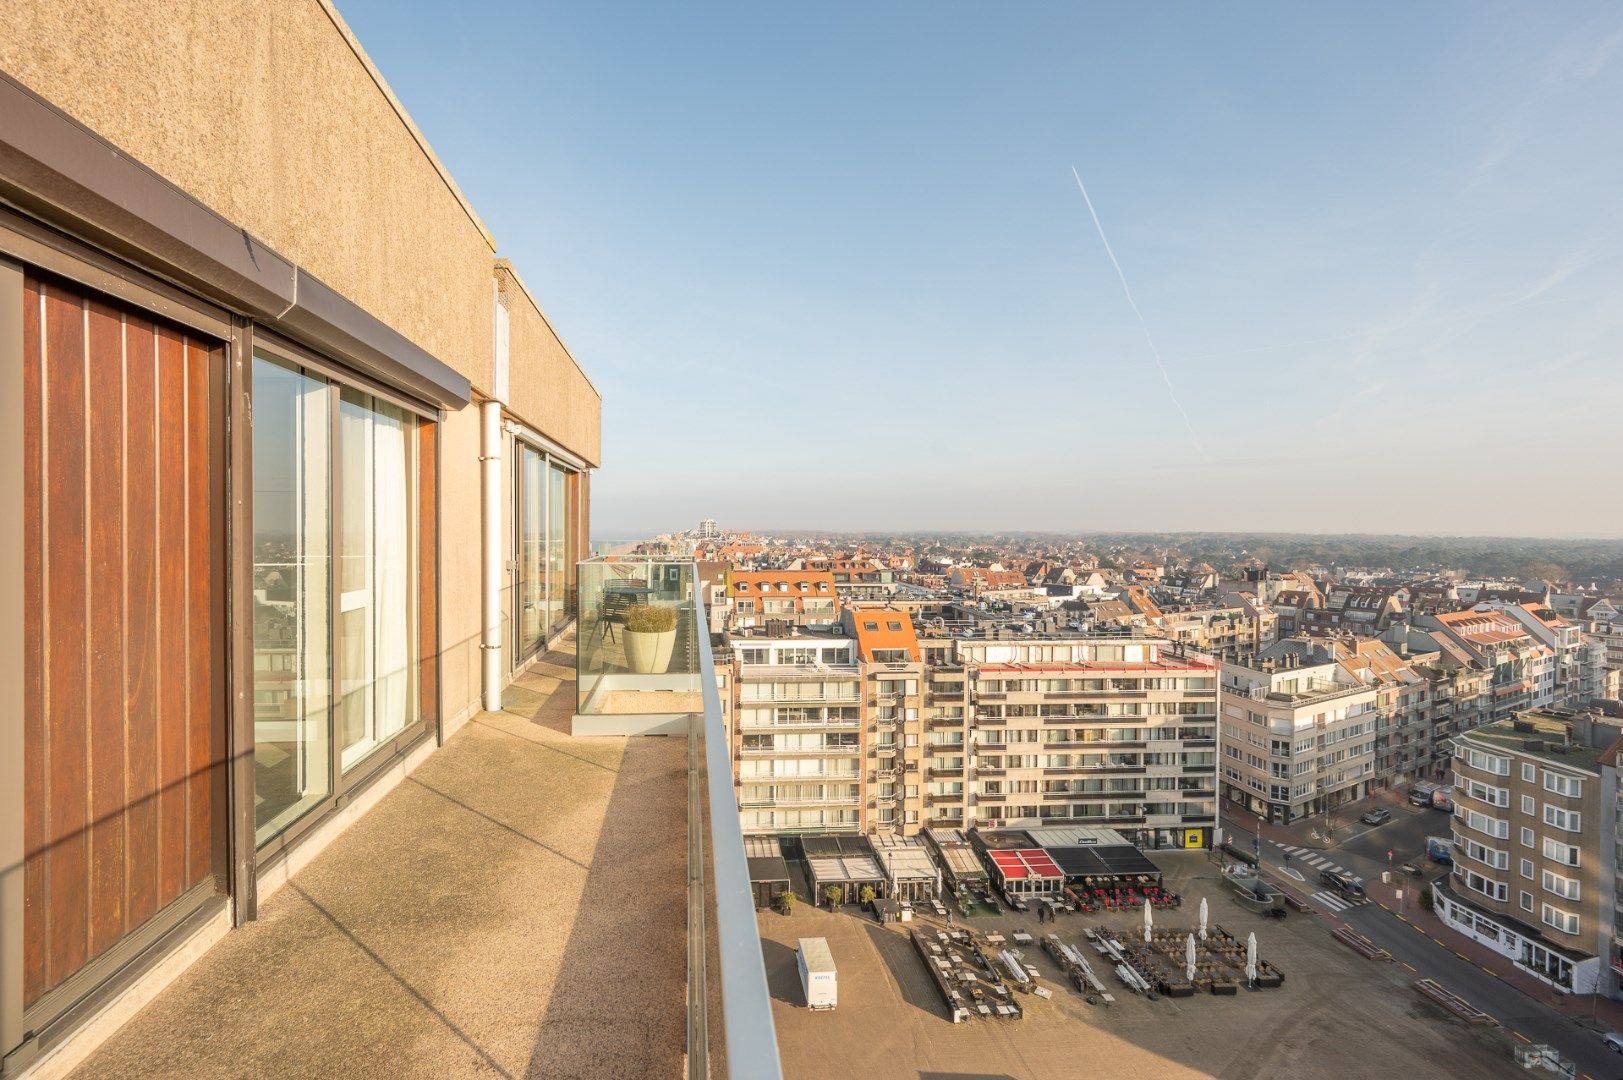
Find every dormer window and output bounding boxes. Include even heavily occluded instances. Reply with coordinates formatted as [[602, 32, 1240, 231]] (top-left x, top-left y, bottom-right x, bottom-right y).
[[735, 582, 748, 593], [757, 582, 770, 592], [777, 582, 789, 592]]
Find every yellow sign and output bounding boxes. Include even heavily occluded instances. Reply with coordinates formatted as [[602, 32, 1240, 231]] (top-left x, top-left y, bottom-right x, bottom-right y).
[[1183, 829, 1204, 849]]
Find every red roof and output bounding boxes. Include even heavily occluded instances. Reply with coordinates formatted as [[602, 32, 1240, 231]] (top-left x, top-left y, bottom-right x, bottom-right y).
[[987, 848, 1061, 881]]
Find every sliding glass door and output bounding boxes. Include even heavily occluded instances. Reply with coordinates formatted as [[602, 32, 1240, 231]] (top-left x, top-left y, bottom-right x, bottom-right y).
[[252, 358, 332, 843], [337, 387, 419, 770], [514, 442, 580, 659], [547, 461, 569, 635], [515, 444, 546, 657], [251, 349, 425, 845]]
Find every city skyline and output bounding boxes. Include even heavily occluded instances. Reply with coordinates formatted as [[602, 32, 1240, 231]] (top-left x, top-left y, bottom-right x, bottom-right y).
[[341, 0, 1623, 537]]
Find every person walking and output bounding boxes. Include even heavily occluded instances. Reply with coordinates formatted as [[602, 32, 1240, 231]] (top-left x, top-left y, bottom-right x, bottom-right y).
[[945, 910, 954, 929]]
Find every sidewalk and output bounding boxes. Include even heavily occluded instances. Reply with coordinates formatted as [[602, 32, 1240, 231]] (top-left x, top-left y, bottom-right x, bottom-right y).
[[1362, 873, 1623, 1034]]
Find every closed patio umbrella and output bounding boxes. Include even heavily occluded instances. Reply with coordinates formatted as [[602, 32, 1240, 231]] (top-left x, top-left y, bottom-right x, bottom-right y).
[[1245, 932, 1258, 986], [1185, 933, 1197, 983], [1143, 897, 1153, 943], [1198, 897, 1208, 941]]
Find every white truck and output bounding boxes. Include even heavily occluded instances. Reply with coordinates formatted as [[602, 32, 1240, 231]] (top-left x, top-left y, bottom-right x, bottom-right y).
[[797, 937, 837, 1011]]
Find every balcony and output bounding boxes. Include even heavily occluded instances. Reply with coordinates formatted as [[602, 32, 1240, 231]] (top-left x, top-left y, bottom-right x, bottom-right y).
[[70, 589, 782, 1079]]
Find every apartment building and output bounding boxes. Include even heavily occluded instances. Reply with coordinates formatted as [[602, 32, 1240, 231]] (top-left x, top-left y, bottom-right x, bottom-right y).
[[845, 610, 926, 835], [0, 8, 600, 1071], [1152, 602, 1276, 666], [728, 631, 865, 835], [1420, 609, 1552, 721], [951, 639, 1220, 850], [1438, 711, 1623, 995], [723, 570, 840, 630], [1338, 639, 1431, 785], [1488, 602, 1588, 707], [1219, 641, 1380, 824]]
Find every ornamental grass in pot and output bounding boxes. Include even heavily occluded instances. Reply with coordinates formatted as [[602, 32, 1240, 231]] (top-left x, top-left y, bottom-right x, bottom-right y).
[[622, 603, 678, 674]]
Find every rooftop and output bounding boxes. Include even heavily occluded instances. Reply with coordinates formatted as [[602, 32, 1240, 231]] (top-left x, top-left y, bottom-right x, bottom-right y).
[[1461, 710, 1618, 772]]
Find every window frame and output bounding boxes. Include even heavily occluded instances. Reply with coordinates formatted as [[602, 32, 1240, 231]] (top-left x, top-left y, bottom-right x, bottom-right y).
[[247, 330, 440, 865]]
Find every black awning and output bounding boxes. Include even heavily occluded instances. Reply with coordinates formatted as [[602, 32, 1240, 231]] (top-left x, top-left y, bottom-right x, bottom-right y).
[[1045, 844, 1161, 882]]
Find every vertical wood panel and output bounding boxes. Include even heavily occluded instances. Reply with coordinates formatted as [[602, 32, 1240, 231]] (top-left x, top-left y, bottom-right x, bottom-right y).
[[42, 283, 88, 990], [22, 272, 226, 1011], [85, 300, 127, 960], [122, 315, 159, 932], [21, 276, 45, 1006], [185, 338, 213, 886], [155, 326, 187, 908]]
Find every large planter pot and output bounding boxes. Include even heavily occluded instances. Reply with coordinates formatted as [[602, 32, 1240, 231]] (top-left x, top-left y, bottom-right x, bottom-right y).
[[624, 627, 676, 674]]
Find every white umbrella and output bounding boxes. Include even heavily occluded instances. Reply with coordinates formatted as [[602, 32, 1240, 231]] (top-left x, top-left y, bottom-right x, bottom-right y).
[[1143, 897, 1153, 943], [1245, 932, 1258, 986], [1198, 897, 1208, 941], [1185, 933, 1197, 983]]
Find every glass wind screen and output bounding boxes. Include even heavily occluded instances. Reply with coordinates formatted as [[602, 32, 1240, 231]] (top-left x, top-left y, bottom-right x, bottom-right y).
[[337, 386, 418, 771], [516, 444, 546, 656], [251, 356, 332, 843]]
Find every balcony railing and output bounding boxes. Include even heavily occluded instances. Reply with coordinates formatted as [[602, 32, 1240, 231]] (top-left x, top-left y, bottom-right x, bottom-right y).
[[578, 558, 783, 1080]]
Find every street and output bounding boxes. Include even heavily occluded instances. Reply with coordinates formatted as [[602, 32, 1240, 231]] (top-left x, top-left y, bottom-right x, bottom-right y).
[[1223, 810, 1622, 1080]]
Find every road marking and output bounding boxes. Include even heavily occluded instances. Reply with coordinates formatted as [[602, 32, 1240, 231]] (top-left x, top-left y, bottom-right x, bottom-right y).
[[1280, 867, 1304, 881], [1303, 854, 1329, 868], [1311, 891, 1351, 912], [1454, 951, 1470, 961], [1512, 1031, 1531, 1044], [1481, 966, 1497, 976], [1400, 962, 1416, 972]]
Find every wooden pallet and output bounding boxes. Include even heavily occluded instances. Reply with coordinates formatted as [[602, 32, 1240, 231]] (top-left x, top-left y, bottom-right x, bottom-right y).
[[1413, 979, 1497, 1025], [1331, 925, 1392, 962]]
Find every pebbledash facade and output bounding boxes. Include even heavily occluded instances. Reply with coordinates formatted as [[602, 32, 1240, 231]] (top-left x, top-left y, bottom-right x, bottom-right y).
[[725, 620, 1220, 851], [0, 5, 599, 1075]]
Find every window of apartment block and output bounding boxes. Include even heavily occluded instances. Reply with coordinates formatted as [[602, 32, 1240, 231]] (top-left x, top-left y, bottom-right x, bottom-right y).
[[1522, 763, 1536, 782], [1541, 904, 1580, 935], [1541, 870, 1580, 901], [1520, 795, 1535, 815], [1541, 837, 1581, 867], [1542, 805, 1581, 832], [1520, 827, 1535, 848], [1542, 772, 1583, 798], [1520, 891, 1534, 912], [513, 442, 579, 659], [251, 350, 435, 846], [1520, 858, 1533, 879]]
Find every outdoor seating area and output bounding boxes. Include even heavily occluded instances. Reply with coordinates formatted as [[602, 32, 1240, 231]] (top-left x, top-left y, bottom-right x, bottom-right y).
[[803, 834, 885, 906], [870, 834, 943, 903], [910, 927, 1025, 1024], [1090, 924, 1284, 998], [1068, 881, 1182, 913]]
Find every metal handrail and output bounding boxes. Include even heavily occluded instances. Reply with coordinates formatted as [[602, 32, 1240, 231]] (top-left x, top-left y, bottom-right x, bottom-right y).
[[691, 580, 784, 1080]]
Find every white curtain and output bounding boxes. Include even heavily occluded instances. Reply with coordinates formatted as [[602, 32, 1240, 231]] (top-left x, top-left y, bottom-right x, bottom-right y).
[[373, 402, 411, 743]]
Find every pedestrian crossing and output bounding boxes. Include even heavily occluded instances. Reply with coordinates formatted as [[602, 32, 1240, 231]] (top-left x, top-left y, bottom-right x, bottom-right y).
[[1311, 890, 1361, 912], [1277, 843, 1370, 911]]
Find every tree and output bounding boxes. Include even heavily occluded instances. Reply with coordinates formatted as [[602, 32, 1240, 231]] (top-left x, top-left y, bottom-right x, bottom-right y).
[[859, 884, 877, 906], [823, 884, 843, 909], [777, 889, 796, 915]]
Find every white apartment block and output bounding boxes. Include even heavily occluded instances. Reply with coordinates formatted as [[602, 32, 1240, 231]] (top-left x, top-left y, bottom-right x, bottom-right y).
[[1219, 645, 1380, 824]]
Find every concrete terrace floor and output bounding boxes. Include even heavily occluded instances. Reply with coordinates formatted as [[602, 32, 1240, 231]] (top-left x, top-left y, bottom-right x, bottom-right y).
[[72, 636, 688, 1080]]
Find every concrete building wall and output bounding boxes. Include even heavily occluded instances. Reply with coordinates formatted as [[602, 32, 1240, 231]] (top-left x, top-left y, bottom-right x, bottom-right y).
[[2, 0, 498, 394], [439, 402, 485, 732], [501, 264, 602, 466]]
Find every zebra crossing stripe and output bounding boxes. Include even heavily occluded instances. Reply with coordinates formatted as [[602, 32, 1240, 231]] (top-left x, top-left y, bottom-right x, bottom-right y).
[[1304, 855, 1329, 868], [1312, 891, 1350, 912]]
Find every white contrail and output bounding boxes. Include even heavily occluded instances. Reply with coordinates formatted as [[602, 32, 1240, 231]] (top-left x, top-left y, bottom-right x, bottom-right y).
[[1070, 165, 1206, 457]]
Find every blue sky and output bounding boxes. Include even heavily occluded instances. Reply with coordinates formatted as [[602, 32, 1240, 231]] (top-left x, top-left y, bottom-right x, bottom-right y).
[[338, 1, 1623, 539]]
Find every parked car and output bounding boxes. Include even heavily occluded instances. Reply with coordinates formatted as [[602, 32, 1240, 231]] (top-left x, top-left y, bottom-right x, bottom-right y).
[[1426, 837, 1454, 865], [1601, 1031, 1623, 1053], [1361, 808, 1392, 826], [1408, 782, 1439, 807], [1320, 869, 1366, 899]]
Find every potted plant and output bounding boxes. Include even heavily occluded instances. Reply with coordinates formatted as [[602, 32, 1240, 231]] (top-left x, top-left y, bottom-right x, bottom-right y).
[[622, 603, 678, 674], [859, 885, 877, 908], [777, 889, 796, 916], [823, 884, 843, 910]]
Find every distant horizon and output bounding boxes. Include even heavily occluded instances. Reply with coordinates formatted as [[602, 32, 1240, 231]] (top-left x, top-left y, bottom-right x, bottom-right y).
[[593, 525, 1623, 545]]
